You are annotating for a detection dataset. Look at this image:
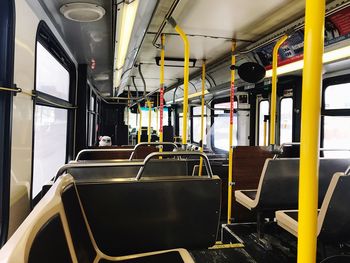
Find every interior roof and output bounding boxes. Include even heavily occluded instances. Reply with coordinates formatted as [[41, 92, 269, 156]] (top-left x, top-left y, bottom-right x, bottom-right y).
[[38, 0, 114, 94], [129, 0, 307, 93]]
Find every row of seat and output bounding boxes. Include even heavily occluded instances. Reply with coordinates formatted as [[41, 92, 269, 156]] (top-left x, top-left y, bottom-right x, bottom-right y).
[[235, 157, 350, 243], [0, 150, 222, 263]]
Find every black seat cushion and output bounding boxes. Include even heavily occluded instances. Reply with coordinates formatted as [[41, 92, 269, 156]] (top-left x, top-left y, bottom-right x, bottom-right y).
[[285, 211, 299, 221], [99, 251, 184, 263], [241, 190, 257, 200]]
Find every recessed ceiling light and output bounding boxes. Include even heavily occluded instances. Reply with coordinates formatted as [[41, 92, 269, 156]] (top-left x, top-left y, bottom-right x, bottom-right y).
[[60, 3, 106, 22]]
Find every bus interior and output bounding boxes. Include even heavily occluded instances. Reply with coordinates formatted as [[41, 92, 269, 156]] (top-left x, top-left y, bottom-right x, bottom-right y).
[[0, 0, 350, 262]]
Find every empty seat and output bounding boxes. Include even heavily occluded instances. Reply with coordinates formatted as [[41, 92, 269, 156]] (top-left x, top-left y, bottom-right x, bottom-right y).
[[235, 158, 350, 212], [276, 172, 350, 243], [0, 175, 195, 263]]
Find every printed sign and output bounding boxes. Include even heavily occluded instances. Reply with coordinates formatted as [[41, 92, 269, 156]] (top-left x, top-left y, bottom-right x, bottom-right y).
[[254, 6, 350, 69]]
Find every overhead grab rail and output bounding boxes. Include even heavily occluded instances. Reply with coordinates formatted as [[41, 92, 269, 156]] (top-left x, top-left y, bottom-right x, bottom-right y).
[[152, 0, 181, 48], [167, 16, 190, 148], [135, 151, 214, 180]]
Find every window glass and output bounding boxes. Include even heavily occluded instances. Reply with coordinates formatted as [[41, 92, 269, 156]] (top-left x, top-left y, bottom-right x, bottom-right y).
[[33, 106, 67, 196], [213, 102, 237, 151], [325, 83, 350, 109], [323, 116, 350, 157], [258, 100, 269, 146], [36, 43, 70, 101], [192, 106, 206, 144], [280, 98, 293, 144]]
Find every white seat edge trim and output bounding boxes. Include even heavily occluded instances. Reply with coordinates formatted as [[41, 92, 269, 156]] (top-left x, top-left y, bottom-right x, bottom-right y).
[[317, 172, 344, 236], [94, 248, 195, 263], [234, 158, 272, 210], [0, 175, 76, 263], [234, 190, 257, 210], [276, 210, 299, 237]]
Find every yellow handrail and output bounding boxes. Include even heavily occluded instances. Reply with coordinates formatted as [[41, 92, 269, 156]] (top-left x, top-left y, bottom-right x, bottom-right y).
[[168, 17, 190, 147], [159, 34, 165, 149], [297, 0, 325, 262], [147, 100, 152, 143], [138, 104, 142, 144], [198, 61, 206, 176], [227, 41, 236, 224], [270, 35, 288, 145]]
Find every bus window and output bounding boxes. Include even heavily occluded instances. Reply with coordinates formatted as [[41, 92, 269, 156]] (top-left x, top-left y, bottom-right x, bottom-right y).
[[32, 38, 72, 199], [258, 100, 269, 146], [212, 102, 237, 151], [192, 106, 206, 145], [325, 83, 350, 109], [323, 82, 350, 157], [280, 97, 293, 144]]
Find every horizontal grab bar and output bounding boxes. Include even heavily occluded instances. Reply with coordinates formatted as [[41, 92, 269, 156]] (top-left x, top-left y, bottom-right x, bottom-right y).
[[76, 142, 179, 161], [129, 142, 178, 160], [136, 151, 214, 180], [54, 161, 144, 182]]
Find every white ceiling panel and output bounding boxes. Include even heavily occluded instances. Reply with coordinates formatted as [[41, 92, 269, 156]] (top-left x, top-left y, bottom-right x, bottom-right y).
[[132, 0, 306, 95]]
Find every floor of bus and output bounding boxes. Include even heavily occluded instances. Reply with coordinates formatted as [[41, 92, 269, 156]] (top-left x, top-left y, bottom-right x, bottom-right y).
[[189, 222, 350, 262]]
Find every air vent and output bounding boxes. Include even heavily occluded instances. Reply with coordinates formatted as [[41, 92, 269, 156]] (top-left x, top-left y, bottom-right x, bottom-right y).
[[60, 3, 105, 22]]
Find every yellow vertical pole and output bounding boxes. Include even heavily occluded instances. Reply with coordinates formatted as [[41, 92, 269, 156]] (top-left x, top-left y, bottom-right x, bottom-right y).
[[198, 61, 206, 176], [147, 100, 152, 143], [138, 104, 142, 144], [270, 35, 288, 145], [159, 34, 165, 152], [297, 0, 325, 262], [227, 41, 236, 224], [168, 17, 189, 148]]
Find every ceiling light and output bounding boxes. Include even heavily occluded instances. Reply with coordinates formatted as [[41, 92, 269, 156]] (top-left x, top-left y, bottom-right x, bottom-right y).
[[175, 90, 209, 102], [265, 45, 350, 78], [60, 3, 106, 22], [114, 0, 139, 88]]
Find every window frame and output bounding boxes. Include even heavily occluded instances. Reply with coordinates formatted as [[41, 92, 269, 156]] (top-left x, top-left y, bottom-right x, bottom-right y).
[[321, 75, 350, 150], [31, 21, 76, 204], [0, 0, 15, 246]]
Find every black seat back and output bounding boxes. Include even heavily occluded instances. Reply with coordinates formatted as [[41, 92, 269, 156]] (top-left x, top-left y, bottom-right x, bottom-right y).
[[61, 184, 96, 263], [77, 176, 222, 256], [28, 214, 73, 263], [66, 159, 188, 181], [319, 174, 350, 243], [258, 158, 350, 210]]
